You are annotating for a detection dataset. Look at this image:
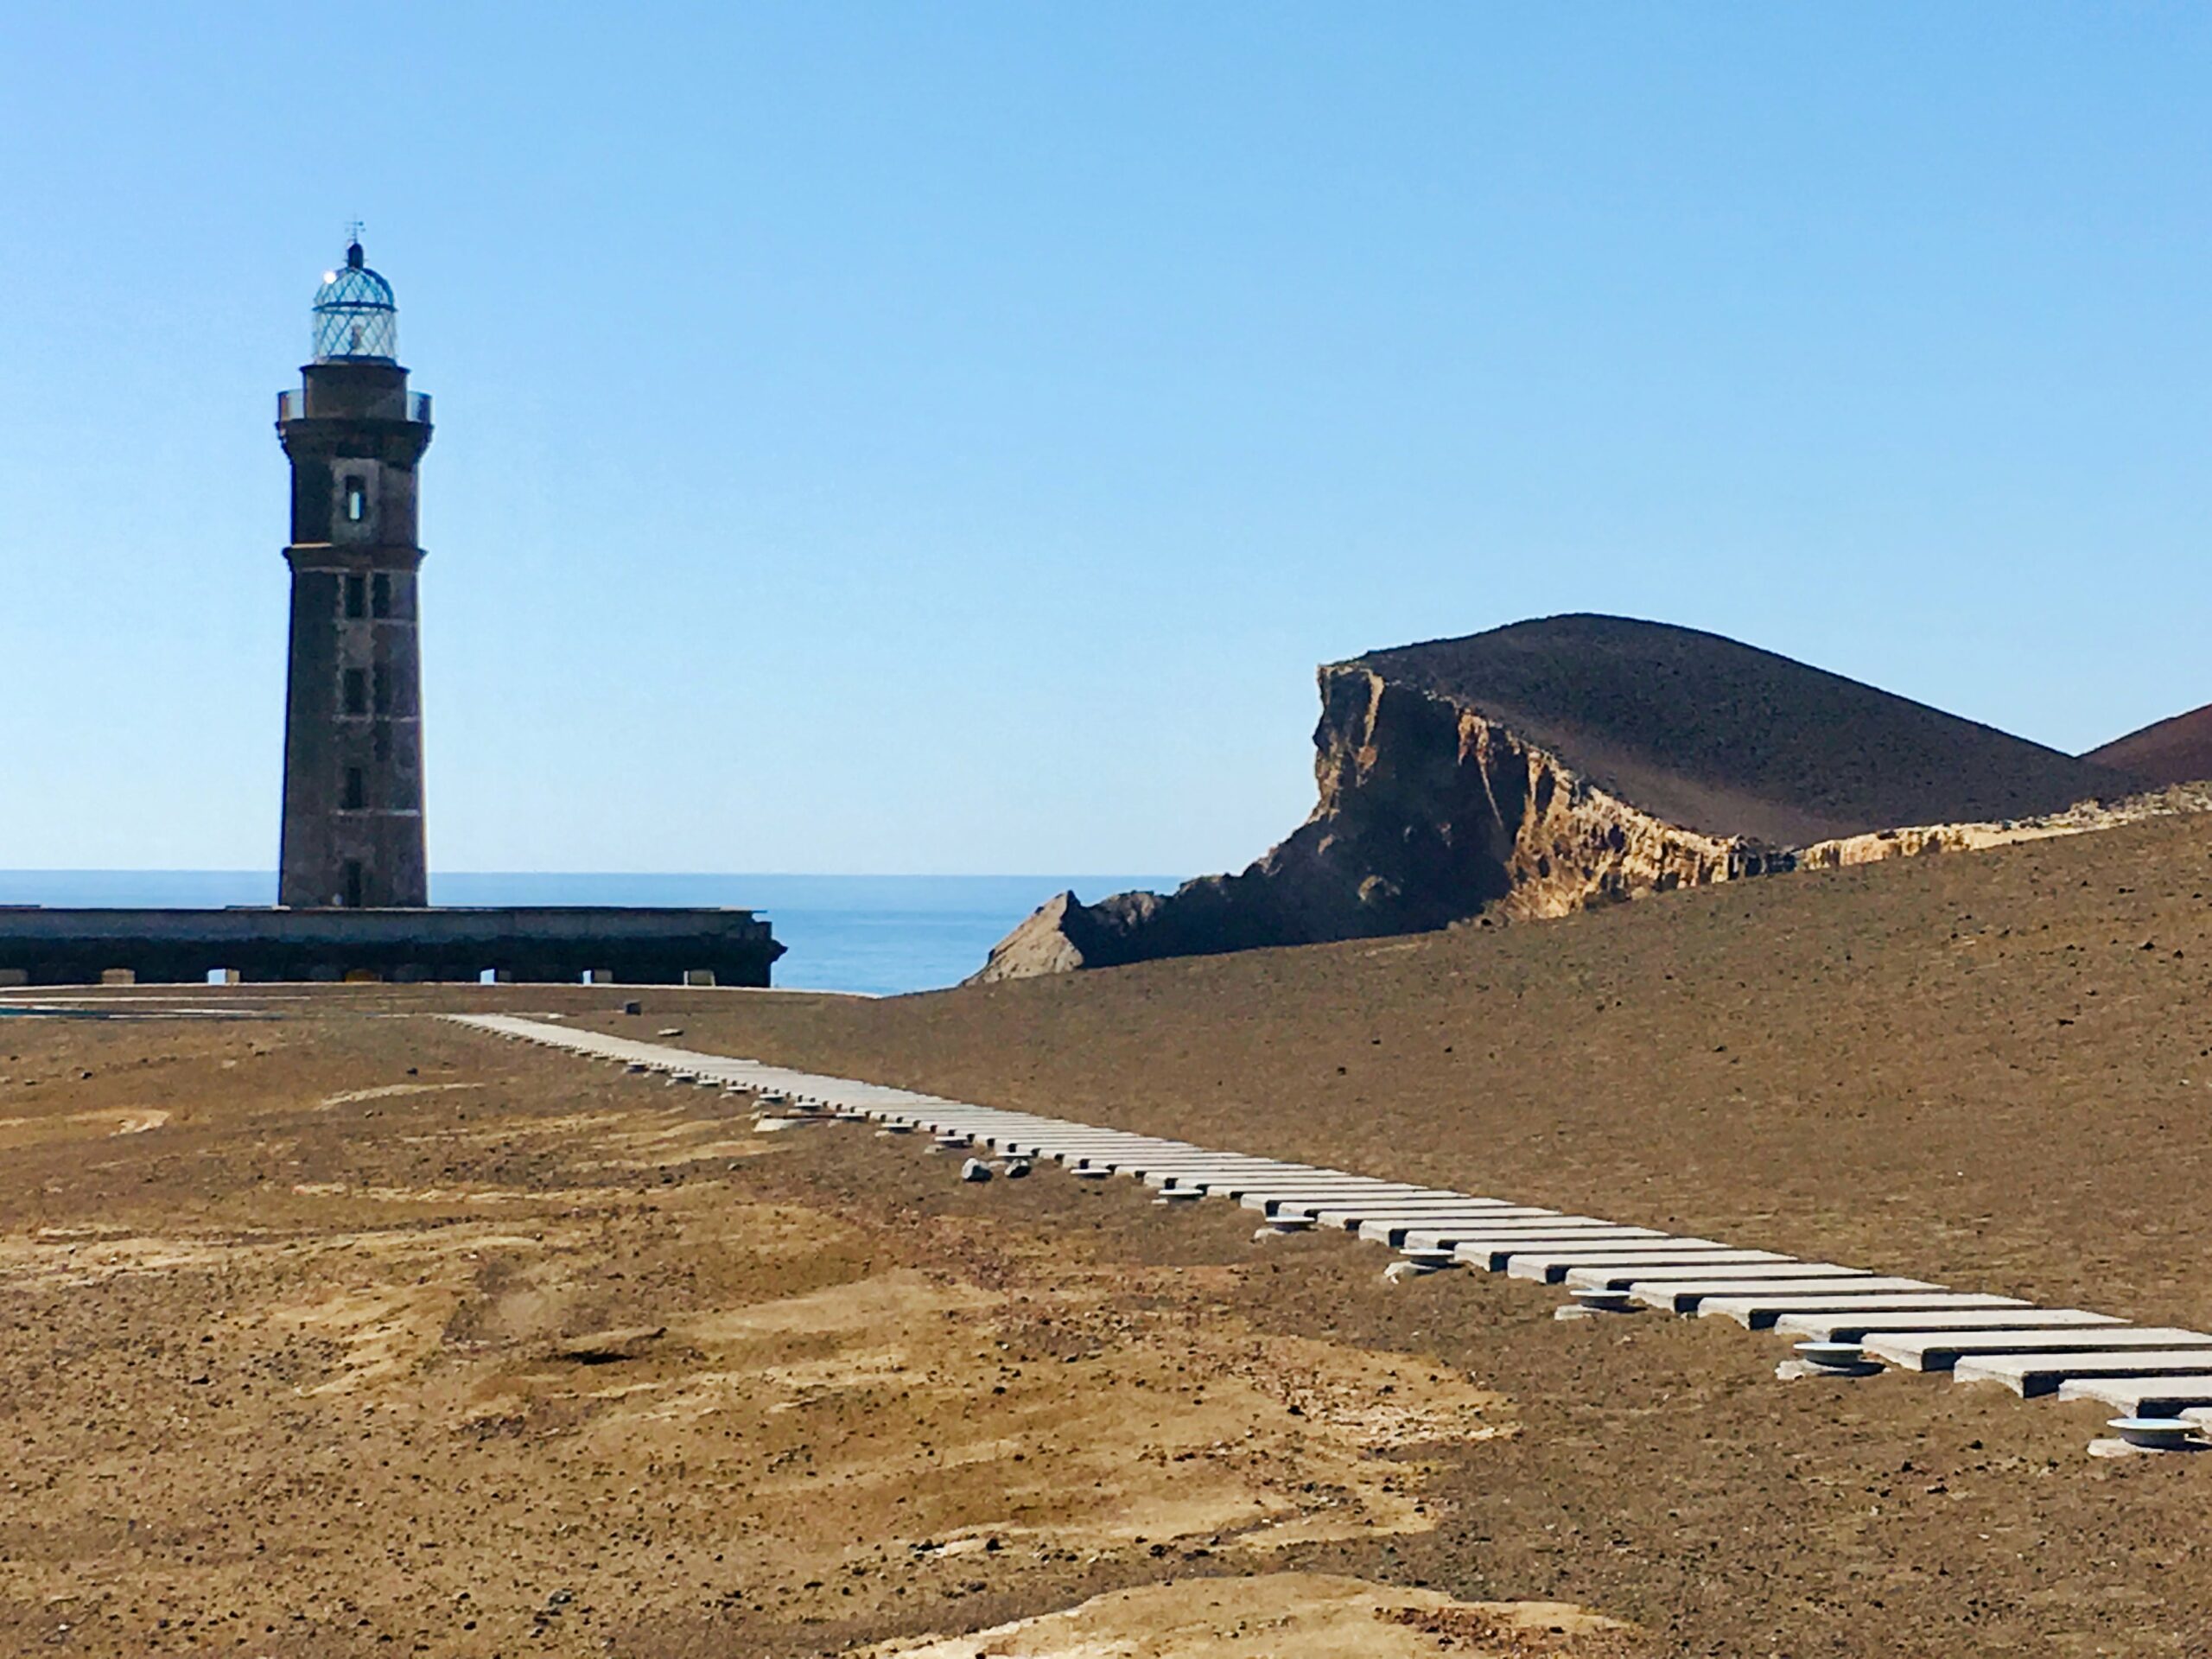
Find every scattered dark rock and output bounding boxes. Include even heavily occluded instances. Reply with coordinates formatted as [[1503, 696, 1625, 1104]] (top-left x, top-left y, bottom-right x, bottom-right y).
[[553, 1326, 665, 1364]]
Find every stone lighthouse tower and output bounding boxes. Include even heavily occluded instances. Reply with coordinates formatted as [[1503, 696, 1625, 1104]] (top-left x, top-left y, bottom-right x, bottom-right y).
[[276, 238, 432, 909]]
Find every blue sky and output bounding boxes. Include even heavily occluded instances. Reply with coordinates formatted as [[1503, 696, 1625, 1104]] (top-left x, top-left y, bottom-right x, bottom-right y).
[[3, 4, 2206, 876]]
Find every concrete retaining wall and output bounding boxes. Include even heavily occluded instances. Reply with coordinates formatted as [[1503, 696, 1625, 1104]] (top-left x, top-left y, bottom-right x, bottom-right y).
[[0, 906, 783, 987]]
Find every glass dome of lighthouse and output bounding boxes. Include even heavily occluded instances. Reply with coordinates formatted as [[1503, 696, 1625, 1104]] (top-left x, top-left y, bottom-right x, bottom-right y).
[[311, 238, 397, 362]]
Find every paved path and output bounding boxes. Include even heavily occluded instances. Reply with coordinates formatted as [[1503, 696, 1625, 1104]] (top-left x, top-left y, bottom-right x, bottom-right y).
[[453, 1014, 2212, 1441]]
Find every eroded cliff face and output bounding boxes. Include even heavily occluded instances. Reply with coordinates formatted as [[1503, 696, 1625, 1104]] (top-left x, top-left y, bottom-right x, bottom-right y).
[[972, 665, 1781, 983]]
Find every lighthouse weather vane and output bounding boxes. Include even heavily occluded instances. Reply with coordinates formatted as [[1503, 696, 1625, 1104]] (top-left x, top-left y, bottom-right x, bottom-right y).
[[346, 217, 365, 247]]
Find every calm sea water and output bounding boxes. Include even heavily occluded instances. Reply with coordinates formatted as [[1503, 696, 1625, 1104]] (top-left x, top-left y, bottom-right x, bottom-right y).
[[0, 872, 1173, 998]]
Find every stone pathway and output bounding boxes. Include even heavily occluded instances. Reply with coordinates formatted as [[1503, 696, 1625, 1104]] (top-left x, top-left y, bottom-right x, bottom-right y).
[[453, 1014, 2212, 1442]]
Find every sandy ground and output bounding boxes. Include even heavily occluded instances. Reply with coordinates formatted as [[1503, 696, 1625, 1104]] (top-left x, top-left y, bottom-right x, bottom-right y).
[[8, 813, 2212, 1653], [0, 1005, 1623, 1656]]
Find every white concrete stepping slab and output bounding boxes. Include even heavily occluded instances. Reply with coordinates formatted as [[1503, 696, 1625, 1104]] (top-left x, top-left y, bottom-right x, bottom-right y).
[[1265, 1194, 1486, 1211], [1245, 1192, 1470, 1215], [1116, 1162, 1280, 1181], [1071, 1154, 1230, 1172], [1449, 1232, 1673, 1270], [1282, 1194, 1486, 1211], [1061, 1141, 1203, 1159], [1137, 1159, 1307, 1177], [1726, 1294, 2037, 1333], [1955, 1351, 2212, 1397], [1251, 1183, 1476, 1198], [1151, 1173, 1332, 1198], [1144, 1169, 1303, 1192], [1561, 1260, 1837, 1291], [1505, 1247, 1789, 1283], [1490, 1230, 1717, 1249], [1355, 1211, 1565, 1244], [1870, 1328, 2212, 1373], [1302, 1200, 1524, 1230], [2058, 1378, 2212, 1414], [1297, 1196, 1506, 1217], [1240, 1189, 1464, 1214], [982, 1123, 1159, 1141], [1408, 1219, 1642, 1249], [1620, 1276, 1936, 1313], [1230, 1179, 1451, 1196]]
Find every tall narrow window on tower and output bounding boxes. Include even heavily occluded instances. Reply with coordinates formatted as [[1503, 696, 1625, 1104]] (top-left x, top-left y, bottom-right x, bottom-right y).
[[370, 573, 391, 618], [343, 766, 365, 810], [344, 574, 366, 620], [343, 668, 368, 716], [344, 476, 367, 523]]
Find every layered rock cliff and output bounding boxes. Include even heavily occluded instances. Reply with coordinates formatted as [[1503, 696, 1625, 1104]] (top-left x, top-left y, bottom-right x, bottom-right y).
[[974, 615, 2150, 982]]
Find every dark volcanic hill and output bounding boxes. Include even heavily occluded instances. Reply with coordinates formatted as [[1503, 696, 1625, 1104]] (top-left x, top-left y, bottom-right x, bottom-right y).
[[1357, 614, 2123, 845], [2084, 701, 2212, 788], [976, 614, 2137, 981]]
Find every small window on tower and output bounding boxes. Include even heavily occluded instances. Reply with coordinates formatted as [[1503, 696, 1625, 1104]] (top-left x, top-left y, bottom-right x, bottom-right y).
[[342, 766, 365, 810], [342, 861, 365, 909], [372, 662, 392, 715], [344, 575, 366, 620], [370, 573, 391, 619], [343, 668, 367, 715], [344, 476, 367, 524]]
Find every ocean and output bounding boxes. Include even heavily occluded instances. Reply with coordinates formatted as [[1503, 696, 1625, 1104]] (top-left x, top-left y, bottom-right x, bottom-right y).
[[0, 872, 1177, 998]]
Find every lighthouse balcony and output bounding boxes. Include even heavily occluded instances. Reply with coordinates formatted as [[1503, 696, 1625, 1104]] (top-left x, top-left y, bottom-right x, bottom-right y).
[[279, 388, 431, 425]]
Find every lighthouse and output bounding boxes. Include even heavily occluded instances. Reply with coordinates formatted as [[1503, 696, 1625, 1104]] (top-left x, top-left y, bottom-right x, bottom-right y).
[[275, 238, 432, 909], [0, 237, 783, 983]]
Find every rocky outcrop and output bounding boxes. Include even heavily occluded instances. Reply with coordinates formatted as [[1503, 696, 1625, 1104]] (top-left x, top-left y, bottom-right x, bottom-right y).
[[971, 890, 1169, 981], [1793, 785, 2212, 871], [974, 663, 1787, 982], [973, 615, 2179, 984]]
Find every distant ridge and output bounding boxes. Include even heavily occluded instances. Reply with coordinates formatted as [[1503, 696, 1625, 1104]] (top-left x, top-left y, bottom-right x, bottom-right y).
[[1355, 614, 2128, 846], [976, 613, 2150, 981], [2084, 701, 2212, 789]]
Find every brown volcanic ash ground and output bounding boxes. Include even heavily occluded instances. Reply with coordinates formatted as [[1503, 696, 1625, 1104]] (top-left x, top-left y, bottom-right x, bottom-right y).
[[0, 1000, 1619, 1657], [2088, 700, 2212, 790], [3, 814, 2212, 1655]]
